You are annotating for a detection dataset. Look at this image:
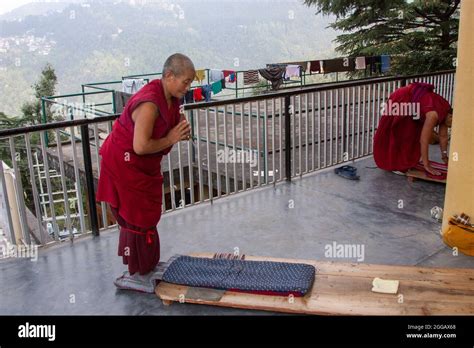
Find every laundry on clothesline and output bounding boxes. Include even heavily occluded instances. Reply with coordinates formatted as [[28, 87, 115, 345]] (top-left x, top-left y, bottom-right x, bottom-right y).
[[194, 69, 206, 82], [258, 66, 285, 90], [285, 64, 301, 79], [122, 78, 146, 94], [243, 70, 260, 85], [209, 69, 224, 82]]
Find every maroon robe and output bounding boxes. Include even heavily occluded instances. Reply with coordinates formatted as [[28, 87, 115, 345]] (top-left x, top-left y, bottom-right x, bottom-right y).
[[96, 79, 180, 275], [373, 83, 451, 172]]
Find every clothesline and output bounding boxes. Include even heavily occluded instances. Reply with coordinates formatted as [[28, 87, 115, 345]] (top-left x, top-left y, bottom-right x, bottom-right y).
[[121, 55, 391, 104]]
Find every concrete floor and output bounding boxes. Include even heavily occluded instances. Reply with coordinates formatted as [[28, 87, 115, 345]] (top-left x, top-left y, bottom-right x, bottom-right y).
[[1, 155, 473, 315]]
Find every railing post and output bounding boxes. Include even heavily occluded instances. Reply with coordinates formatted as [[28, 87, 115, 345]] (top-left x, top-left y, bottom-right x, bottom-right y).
[[284, 95, 291, 182], [80, 124, 99, 236]]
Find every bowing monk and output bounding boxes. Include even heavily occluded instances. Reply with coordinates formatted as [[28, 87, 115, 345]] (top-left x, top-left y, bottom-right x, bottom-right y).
[[96, 53, 194, 292], [373, 82, 453, 178]]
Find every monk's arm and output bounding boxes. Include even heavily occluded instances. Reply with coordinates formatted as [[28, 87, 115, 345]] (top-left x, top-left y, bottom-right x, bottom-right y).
[[420, 111, 439, 166], [438, 123, 449, 162], [132, 102, 190, 155]]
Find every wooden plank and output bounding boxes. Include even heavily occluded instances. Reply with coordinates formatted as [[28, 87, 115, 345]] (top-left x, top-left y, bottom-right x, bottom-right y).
[[155, 253, 474, 315], [406, 168, 446, 184]]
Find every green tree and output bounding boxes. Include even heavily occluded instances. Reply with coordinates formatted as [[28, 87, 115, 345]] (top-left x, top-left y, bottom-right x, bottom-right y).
[[20, 63, 58, 126], [304, 0, 460, 75]]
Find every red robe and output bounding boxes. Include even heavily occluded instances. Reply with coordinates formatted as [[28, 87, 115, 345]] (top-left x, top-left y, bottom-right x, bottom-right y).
[[96, 79, 180, 275], [373, 83, 451, 172]]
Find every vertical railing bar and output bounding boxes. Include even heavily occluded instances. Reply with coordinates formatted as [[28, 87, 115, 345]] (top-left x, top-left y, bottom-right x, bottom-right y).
[[272, 98, 276, 183], [305, 93, 309, 174], [177, 140, 186, 208], [335, 88, 339, 163], [324, 91, 327, 167], [329, 90, 333, 166], [186, 110, 195, 205], [69, 126, 86, 234], [214, 106, 221, 198], [92, 124, 107, 228], [263, 101, 269, 184], [248, 102, 254, 188], [361, 85, 366, 156], [291, 96, 295, 176], [256, 101, 261, 187], [196, 109, 204, 202], [0, 150, 17, 245], [8, 137, 31, 245], [372, 83, 376, 153], [317, 92, 321, 170], [24, 134, 46, 245], [223, 105, 230, 194], [351, 87, 355, 160], [241, 102, 246, 190], [232, 104, 238, 192], [279, 97, 283, 181], [40, 131, 59, 240], [205, 107, 213, 199], [55, 129, 73, 237], [167, 150, 176, 210], [311, 92, 315, 171]]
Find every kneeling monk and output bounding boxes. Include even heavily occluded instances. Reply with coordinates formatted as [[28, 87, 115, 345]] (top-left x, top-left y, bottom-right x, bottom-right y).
[[96, 53, 194, 291], [373, 82, 453, 177]]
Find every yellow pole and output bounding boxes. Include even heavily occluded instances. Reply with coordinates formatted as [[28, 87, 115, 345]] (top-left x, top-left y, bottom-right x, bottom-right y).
[[442, 0, 474, 231]]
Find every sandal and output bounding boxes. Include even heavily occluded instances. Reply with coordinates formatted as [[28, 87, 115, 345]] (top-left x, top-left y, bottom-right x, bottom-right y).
[[334, 165, 360, 180]]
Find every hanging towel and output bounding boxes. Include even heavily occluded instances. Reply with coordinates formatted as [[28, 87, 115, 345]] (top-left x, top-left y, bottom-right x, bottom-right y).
[[355, 57, 366, 70], [295, 61, 308, 73], [122, 79, 146, 94], [211, 80, 223, 95], [162, 255, 316, 296], [366, 56, 382, 74], [209, 69, 224, 82], [201, 85, 212, 102], [223, 70, 235, 78], [258, 66, 285, 90], [381, 55, 391, 73], [285, 64, 301, 79], [309, 60, 321, 73], [322, 58, 355, 73], [184, 90, 194, 104], [193, 87, 203, 101], [243, 70, 260, 85], [194, 69, 206, 82], [227, 73, 236, 83], [220, 78, 226, 89]]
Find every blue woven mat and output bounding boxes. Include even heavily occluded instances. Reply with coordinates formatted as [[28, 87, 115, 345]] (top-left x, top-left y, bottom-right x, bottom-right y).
[[162, 255, 316, 295]]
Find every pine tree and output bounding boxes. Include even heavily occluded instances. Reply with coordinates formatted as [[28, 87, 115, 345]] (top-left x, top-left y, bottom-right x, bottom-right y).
[[303, 0, 460, 75]]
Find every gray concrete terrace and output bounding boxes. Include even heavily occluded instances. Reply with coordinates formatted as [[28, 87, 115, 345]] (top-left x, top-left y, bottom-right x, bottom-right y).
[[1, 149, 472, 315]]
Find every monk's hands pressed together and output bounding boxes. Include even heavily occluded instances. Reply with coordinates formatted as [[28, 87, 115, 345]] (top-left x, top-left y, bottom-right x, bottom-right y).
[[166, 120, 191, 145]]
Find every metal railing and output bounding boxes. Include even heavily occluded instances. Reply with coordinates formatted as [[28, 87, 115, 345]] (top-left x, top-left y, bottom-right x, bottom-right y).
[[0, 70, 455, 248]]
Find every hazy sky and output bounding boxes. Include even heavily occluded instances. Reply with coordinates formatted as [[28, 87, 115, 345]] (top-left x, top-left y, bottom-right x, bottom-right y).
[[0, 0, 36, 15]]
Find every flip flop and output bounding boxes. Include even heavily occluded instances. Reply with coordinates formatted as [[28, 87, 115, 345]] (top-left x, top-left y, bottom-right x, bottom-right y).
[[114, 271, 160, 293], [334, 165, 360, 180]]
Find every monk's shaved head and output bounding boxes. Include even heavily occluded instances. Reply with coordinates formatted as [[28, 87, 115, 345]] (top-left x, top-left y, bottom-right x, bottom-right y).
[[162, 53, 195, 78]]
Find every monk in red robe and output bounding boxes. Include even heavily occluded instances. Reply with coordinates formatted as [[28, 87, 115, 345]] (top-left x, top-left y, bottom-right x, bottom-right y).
[[96, 53, 194, 292], [373, 82, 453, 178]]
